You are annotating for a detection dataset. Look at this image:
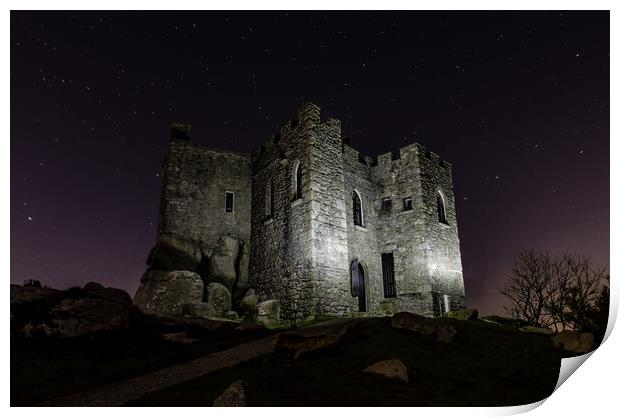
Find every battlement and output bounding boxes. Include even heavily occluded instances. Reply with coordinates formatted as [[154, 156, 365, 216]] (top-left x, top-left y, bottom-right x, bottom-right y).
[[371, 143, 451, 170], [142, 102, 465, 322], [279, 102, 344, 138]]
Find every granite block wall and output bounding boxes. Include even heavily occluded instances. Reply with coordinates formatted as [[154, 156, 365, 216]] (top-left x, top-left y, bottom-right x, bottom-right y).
[[148, 103, 466, 321], [158, 125, 251, 255]]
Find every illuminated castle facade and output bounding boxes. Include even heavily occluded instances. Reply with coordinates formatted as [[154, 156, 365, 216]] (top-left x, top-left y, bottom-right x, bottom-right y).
[[146, 103, 466, 321]]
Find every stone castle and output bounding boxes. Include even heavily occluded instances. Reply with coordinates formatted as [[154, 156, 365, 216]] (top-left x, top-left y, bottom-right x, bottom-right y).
[[134, 103, 466, 322]]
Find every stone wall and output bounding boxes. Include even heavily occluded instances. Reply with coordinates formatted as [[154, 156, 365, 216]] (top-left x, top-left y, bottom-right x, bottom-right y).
[[306, 115, 351, 318], [250, 105, 320, 320], [369, 144, 465, 315], [141, 104, 466, 321], [250, 104, 351, 320], [134, 125, 253, 318], [416, 147, 466, 311], [158, 126, 251, 253], [342, 144, 383, 315], [370, 144, 435, 315]]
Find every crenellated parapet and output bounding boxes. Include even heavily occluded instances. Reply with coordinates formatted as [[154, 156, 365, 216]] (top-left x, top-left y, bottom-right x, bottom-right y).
[[144, 102, 466, 323]]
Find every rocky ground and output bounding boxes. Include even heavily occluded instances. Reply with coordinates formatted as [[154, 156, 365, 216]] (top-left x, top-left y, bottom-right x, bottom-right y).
[[127, 315, 576, 407], [134, 232, 277, 325], [11, 283, 594, 407], [10, 283, 274, 406]]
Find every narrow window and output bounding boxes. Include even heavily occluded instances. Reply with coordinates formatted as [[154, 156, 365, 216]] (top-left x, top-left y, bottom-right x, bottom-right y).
[[381, 197, 392, 211], [381, 253, 396, 298], [293, 161, 302, 200], [351, 260, 368, 312], [443, 294, 451, 313], [403, 197, 413, 211], [225, 191, 234, 213], [265, 180, 273, 219], [352, 190, 363, 226], [437, 192, 447, 224]]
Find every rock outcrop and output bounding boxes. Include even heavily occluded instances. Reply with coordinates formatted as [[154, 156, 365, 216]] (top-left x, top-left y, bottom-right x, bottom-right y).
[[137, 232, 250, 320], [206, 282, 232, 316], [256, 300, 280, 327], [133, 270, 204, 316], [444, 309, 478, 321], [273, 320, 364, 359], [213, 380, 247, 407], [180, 302, 217, 318], [15, 284, 137, 338], [479, 315, 529, 328], [238, 289, 259, 319], [363, 359, 409, 383], [519, 325, 554, 335], [10, 284, 58, 305], [552, 331, 594, 354], [83, 282, 132, 306], [161, 331, 199, 344], [45, 297, 131, 337], [207, 235, 239, 291], [147, 233, 203, 271], [391, 312, 457, 343]]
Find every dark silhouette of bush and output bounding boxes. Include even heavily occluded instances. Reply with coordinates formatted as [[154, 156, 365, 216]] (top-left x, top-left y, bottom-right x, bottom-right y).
[[23, 279, 42, 288]]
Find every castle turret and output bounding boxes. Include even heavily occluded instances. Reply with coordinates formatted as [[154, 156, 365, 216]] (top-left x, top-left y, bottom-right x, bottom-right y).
[[371, 143, 465, 316]]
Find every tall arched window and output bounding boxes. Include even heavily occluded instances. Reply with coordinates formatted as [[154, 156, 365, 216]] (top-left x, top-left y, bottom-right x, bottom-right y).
[[293, 161, 302, 200], [352, 190, 363, 226], [437, 191, 448, 224], [351, 259, 367, 312]]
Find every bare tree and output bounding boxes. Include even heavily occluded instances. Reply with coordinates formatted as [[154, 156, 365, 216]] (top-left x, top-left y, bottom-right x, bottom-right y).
[[501, 250, 607, 331], [500, 250, 555, 327], [546, 253, 573, 331], [563, 255, 605, 331]]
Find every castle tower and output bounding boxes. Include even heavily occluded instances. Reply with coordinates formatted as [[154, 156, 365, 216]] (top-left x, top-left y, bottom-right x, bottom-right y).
[[372, 144, 465, 316], [250, 103, 351, 320], [415, 148, 466, 314]]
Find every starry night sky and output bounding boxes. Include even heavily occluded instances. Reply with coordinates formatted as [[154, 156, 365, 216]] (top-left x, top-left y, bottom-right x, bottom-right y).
[[10, 11, 609, 315]]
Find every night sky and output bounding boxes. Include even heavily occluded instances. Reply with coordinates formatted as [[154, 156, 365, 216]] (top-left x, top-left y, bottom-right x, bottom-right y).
[[10, 11, 609, 315]]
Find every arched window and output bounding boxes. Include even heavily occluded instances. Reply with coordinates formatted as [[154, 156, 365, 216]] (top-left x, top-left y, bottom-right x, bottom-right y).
[[265, 180, 273, 219], [292, 160, 302, 200], [352, 190, 364, 226], [437, 191, 448, 224]]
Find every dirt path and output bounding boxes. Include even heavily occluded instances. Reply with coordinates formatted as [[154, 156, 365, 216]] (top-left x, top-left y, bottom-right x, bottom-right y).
[[37, 334, 275, 406], [37, 318, 362, 407]]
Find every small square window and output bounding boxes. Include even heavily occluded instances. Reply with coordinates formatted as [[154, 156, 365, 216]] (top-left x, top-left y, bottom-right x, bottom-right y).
[[381, 197, 392, 211], [225, 192, 234, 213], [403, 197, 413, 211]]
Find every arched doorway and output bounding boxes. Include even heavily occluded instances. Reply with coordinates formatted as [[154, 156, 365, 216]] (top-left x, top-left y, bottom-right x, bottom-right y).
[[351, 259, 367, 312]]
